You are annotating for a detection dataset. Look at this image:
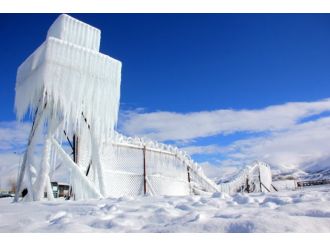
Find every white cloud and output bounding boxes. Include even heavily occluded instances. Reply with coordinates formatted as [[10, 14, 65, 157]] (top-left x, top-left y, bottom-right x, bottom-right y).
[[199, 161, 240, 181], [0, 121, 33, 190], [0, 121, 31, 151], [119, 98, 330, 173], [184, 116, 330, 174], [181, 144, 226, 155], [120, 98, 330, 142], [0, 152, 21, 190], [223, 116, 330, 172]]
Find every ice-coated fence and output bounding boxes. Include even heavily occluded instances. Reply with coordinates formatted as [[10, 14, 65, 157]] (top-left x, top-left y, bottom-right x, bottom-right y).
[[74, 132, 219, 197], [218, 161, 273, 194], [70, 131, 274, 198]]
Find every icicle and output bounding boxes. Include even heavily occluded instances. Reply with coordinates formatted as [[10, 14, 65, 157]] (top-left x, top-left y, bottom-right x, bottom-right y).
[[15, 15, 121, 150], [33, 116, 58, 200], [34, 134, 52, 200]]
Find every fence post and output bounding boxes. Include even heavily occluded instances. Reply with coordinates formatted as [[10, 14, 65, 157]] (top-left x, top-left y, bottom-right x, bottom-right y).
[[187, 166, 191, 183], [143, 145, 147, 195], [73, 134, 79, 164], [258, 166, 262, 192], [68, 134, 79, 200], [187, 166, 191, 194], [246, 177, 250, 193]]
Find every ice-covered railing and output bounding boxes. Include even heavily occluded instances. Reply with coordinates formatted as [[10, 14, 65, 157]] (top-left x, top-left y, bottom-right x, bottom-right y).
[[218, 161, 273, 194], [108, 133, 220, 195]]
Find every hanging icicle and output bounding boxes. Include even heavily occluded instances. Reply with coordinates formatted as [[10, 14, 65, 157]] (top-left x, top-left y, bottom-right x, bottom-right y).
[[15, 14, 121, 144]]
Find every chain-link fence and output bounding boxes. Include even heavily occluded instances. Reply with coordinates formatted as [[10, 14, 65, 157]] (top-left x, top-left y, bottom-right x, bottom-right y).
[[217, 161, 273, 194], [100, 142, 191, 197], [54, 132, 273, 199], [69, 132, 219, 198]]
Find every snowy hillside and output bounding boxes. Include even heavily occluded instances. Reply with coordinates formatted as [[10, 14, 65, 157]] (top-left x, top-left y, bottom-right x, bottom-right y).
[[1, 185, 330, 232]]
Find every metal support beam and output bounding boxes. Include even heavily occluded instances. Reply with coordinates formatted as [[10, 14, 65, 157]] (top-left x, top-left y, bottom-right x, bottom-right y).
[[246, 178, 250, 193], [187, 166, 191, 183], [258, 167, 263, 192], [90, 133, 107, 197], [51, 137, 102, 199], [143, 145, 147, 195], [63, 130, 73, 149], [73, 134, 79, 164], [260, 182, 271, 192], [86, 161, 92, 176], [14, 100, 47, 202]]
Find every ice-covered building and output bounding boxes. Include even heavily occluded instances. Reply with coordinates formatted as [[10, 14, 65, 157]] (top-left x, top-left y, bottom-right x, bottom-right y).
[[14, 14, 274, 202]]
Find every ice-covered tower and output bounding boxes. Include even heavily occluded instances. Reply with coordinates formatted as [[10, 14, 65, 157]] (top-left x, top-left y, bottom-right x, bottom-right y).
[[14, 14, 122, 202]]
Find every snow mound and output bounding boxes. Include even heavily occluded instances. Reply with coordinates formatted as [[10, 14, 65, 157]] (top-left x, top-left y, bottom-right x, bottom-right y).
[[1, 185, 330, 232]]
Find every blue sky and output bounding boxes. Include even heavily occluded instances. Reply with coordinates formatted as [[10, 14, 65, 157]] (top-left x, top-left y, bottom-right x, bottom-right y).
[[1, 14, 330, 177]]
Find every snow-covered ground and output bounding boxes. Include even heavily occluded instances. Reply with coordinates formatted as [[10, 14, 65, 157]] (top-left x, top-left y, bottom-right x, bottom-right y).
[[1, 185, 330, 233]]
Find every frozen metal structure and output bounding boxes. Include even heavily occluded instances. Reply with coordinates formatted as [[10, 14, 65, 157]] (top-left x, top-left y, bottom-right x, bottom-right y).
[[14, 14, 121, 201], [217, 161, 275, 195], [14, 14, 273, 202], [77, 132, 219, 198]]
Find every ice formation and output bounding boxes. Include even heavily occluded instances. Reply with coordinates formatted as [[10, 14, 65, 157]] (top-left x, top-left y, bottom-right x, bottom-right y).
[[14, 14, 274, 202], [217, 161, 274, 194], [15, 14, 121, 142], [47, 14, 101, 51], [101, 133, 220, 197], [14, 14, 121, 201]]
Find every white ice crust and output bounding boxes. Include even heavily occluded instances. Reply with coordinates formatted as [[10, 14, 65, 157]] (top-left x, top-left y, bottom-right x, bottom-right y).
[[47, 14, 101, 51], [218, 160, 273, 194], [15, 15, 121, 143], [14, 14, 122, 201], [76, 132, 219, 197]]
